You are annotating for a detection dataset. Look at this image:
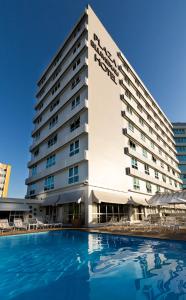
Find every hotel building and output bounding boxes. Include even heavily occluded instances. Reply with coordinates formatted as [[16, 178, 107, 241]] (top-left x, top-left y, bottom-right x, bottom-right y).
[[0, 163, 11, 198], [25, 5, 182, 226], [172, 122, 186, 189]]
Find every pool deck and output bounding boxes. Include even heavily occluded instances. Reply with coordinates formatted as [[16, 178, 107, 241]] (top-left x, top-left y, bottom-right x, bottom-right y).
[[0, 226, 186, 241]]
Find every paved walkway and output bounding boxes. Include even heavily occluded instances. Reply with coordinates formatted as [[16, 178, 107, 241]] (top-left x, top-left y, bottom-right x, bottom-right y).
[[0, 227, 186, 241]]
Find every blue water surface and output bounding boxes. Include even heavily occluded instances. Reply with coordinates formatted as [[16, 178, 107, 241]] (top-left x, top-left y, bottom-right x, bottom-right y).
[[0, 230, 186, 300]]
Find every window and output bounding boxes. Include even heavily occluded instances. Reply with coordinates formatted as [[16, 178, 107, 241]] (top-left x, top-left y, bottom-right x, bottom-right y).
[[137, 104, 142, 112], [31, 165, 37, 176], [68, 166, 79, 184], [46, 154, 56, 168], [173, 128, 185, 134], [177, 155, 186, 161], [127, 106, 132, 115], [162, 175, 166, 183], [71, 95, 80, 110], [44, 176, 54, 191], [49, 115, 58, 129], [155, 170, 159, 179], [50, 99, 60, 112], [70, 140, 79, 156], [159, 149, 162, 155], [52, 66, 61, 80], [133, 178, 140, 190], [144, 164, 150, 175], [151, 141, 155, 149], [29, 183, 36, 195], [141, 133, 146, 141], [131, 157, 138, 169], [146, 182, 152, 193], [176, 146, 186, 153], [70, 117, 80, 132], [142, 148, 148, 158], [48, 135, 57, 147], [71, 76, 80, 89], [128, 122, 134, 132], [73, 58, 81, 70], [156, 185, 160, 193], [139, 118, 144, 126], [152, 155, 156, 163], [161, 162, 164, 168], [136, 90, 141, 98], [36, 116, 42, 124], [73, 41, 81, 54], [149, 127, 153, 134], [129, 140, 136, 150], [34, 131, 40, 141], [51, 82, 60, 95], [34, 148, 39, 157], [125, 89, 131, 99], [169, 178, 172, 185], [37, 102, 43, 111]]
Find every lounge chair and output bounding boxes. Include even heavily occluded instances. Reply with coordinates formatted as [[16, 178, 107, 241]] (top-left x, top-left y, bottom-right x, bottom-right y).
[[14, 219, 28, 230], [0, 219, 14, 232]]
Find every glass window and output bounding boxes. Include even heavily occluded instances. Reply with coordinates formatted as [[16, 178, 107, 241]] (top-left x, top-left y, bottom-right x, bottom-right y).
[[141, 133, 146, 141], [71, 95, 80, 110], [131, 157, 138, 169], [44, 176, 54, 191], [133, 177, 140, 190], [128, 122, 134, 132], [48, 135, 57, 147], [46, 154, 56, 168], [69, 140, 79, 156], [70, 117, 80, 132], [146, 182, 152, 193], [31, 165, 37, 176], [142, 148, 147, 158], [155, 170, 159, 179], [144, 164, 150, 175], [68, 166, 79, 184]]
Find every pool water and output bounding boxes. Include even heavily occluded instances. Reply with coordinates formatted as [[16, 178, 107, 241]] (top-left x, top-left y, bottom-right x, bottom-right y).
[[0, 231, 186, 300]]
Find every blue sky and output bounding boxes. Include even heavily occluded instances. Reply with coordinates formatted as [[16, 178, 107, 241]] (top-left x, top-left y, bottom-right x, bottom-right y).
[[0, 0, 186, 198]]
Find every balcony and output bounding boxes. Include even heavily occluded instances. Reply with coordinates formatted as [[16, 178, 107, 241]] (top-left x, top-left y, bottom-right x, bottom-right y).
[[25, 150, 88, 185], [37, 22, 88, 93], [33, 76, 88, 126], [126, 167, 178, 191], [30, 98, 88, 151], [124, 147, 182, 184], [123, 127, 180, 173], [27, 123, 88, 168]]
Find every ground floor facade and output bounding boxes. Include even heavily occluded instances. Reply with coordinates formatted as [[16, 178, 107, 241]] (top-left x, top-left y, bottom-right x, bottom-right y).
[[1, 188, 186, 227]]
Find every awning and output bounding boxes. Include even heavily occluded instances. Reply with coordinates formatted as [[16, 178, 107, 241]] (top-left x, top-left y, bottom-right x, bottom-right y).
[[128, 196, 149, 206], [41, 194, 60, 206], [0, 202, 30, 212], [92, 190, 129, 204], [57, 190, 84, 205]]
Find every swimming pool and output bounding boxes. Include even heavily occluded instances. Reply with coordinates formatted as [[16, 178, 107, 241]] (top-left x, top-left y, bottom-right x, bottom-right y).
[[0, 230, 185, 300]]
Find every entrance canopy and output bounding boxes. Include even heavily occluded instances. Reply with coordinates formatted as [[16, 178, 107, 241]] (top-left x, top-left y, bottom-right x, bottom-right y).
[[92, 190, 129, 204]]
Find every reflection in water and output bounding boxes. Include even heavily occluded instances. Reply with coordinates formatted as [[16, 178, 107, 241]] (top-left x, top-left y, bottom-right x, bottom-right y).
[[0, 231, 185, 300]]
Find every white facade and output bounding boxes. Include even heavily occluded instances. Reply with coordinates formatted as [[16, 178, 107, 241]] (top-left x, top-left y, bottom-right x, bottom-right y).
[[26, 5, 182, 226]]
